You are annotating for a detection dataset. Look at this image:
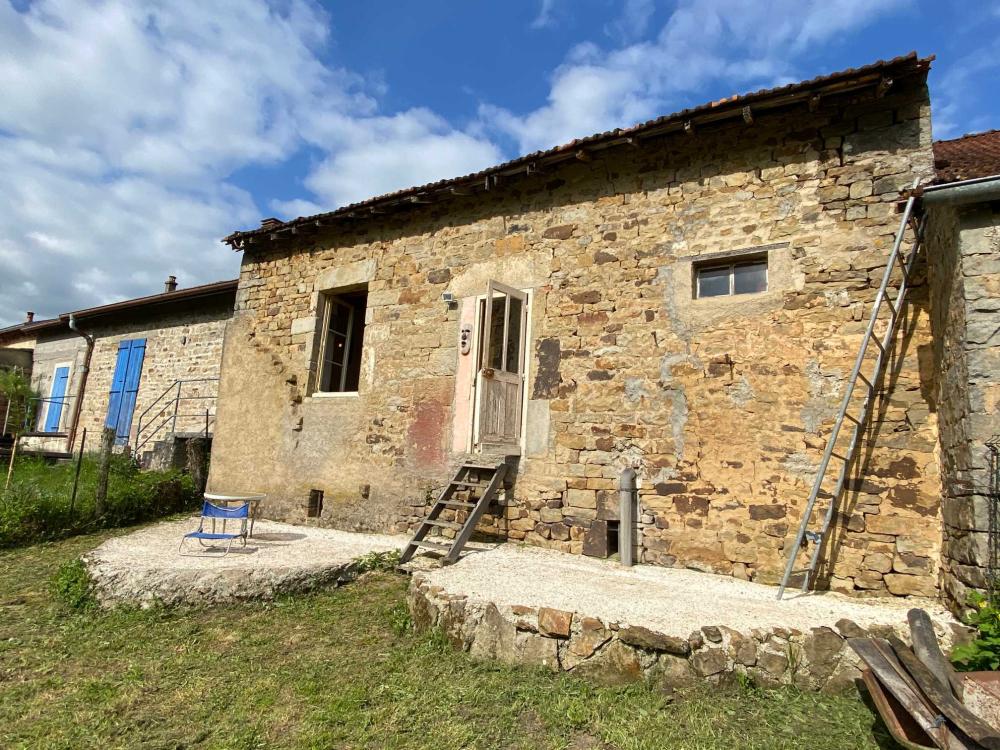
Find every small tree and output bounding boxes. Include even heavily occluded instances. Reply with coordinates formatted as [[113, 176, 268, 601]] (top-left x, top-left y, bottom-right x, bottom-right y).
[[1, 367, 37, 491]]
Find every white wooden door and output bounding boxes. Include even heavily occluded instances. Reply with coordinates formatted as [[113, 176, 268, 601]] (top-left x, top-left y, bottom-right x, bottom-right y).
[[475, 281, 527, 450]]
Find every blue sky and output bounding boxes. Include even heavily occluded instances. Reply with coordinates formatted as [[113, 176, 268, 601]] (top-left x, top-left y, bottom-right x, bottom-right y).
[[1, 0, 999, 326]]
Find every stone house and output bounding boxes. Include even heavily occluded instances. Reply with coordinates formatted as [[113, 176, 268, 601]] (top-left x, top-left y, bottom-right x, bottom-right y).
[[210, 53, 995, 610], [0, 277, 236, 464]]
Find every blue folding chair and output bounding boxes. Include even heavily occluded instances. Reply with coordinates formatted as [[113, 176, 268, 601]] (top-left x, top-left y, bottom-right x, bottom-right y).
[[179, 501, 250, 556]]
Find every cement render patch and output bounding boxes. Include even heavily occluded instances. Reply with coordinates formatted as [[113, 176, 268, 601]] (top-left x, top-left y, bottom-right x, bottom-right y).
[[84, 518, 408, 607], [417, 544, 960, 638]]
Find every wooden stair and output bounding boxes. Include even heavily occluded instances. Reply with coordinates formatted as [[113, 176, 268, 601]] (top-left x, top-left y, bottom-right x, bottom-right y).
[[399, 459, 509, 566]]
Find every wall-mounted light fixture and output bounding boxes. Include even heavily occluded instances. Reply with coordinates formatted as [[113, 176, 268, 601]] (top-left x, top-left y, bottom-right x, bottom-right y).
[[442, 291, 457, 309]]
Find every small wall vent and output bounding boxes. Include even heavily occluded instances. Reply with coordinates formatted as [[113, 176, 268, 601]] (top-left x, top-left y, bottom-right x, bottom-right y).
[[606, 520, 620, 558], [307, 489, 324, 518]]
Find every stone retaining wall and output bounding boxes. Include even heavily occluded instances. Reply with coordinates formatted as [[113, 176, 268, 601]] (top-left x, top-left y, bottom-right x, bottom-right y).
[[407, 572, 960, 694]]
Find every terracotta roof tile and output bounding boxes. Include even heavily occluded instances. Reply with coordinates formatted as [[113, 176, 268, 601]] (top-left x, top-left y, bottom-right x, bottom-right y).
[[933, 130, 1000, 184]]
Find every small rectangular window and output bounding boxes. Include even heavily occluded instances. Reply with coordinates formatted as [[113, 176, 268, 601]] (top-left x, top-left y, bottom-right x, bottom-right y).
[[317, 287, 367, 392], [695, 255, 768, 298]]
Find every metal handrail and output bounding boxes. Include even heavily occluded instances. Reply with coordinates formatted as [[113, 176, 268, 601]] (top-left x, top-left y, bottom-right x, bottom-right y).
[[776, 178, 923, 599], [135, 377, 218, 427], [133, 377, 219, 454]]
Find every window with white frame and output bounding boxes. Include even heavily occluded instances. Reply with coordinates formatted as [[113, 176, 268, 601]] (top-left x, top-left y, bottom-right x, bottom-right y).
[[316, 286, 368, 393], [694, 254, 768, 298]]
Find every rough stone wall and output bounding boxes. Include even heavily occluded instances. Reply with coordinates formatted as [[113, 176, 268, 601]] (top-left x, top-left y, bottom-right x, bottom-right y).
[[211, 78, 942, 596], [73, 300, 232, 450], [27, 332, 86, 433], [927, 201, 1000, 611]]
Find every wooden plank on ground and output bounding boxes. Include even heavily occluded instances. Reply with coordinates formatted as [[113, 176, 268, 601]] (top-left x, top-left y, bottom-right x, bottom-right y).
[[861, 669, 937, 750], [850, 638, 969, 750], [909, 608, 964, 701], [887, 635, 1000, 750]]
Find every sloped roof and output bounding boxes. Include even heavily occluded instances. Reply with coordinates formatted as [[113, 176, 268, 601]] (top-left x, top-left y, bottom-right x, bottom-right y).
[[933, 130, 1000, 184], [0, 279, 237, 344], [224, 52, 933, 250]]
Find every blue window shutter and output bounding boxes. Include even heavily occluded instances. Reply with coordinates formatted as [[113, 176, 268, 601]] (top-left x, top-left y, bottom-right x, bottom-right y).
[[114, 339, 146, 443], [105, 341, 131, 430], [44, 366, 70, 432]]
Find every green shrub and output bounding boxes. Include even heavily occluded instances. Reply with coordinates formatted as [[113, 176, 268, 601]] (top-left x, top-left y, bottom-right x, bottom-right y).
[[51, 558, 95, 611], [388, 601, 413, 636], [0, 456, 199, 548], [950, 592, 1000, 671], [355, 549, 402, 573]]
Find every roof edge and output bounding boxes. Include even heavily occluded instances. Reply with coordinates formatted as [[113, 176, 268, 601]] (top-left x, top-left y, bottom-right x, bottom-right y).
[[0, 279, 238, 343], [225, 52, 933, 249]]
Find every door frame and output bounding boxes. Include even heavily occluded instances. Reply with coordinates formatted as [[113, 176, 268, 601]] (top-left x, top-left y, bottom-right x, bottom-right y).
[[468, 284, 533, 454], [40, 361, 73, 433]]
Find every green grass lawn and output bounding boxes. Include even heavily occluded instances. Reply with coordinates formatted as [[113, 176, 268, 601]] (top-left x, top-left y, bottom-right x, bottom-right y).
[[0, 532, 899, 750]]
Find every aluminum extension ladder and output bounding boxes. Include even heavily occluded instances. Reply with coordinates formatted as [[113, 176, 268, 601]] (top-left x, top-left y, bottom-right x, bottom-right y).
[[776, 178, 925, 599]]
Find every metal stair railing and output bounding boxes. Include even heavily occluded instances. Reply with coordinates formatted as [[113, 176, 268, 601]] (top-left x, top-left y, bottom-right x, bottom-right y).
[[133, 377, 219, 455], [776, 179, 924, 600]]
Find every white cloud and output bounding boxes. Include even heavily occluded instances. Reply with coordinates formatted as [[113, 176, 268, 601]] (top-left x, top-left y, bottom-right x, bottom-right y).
[[0, 133, 258, 322], [0, 0, 360, 325], [302, 109, 503, 208], [482, 0, 909, 154], [530, 0, 559, 29], [0, 0, 498, 326], [605, 0, 655, 43]]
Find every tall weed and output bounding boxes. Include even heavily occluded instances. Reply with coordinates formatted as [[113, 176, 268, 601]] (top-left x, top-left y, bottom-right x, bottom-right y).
[[0, 456, 198, 547]]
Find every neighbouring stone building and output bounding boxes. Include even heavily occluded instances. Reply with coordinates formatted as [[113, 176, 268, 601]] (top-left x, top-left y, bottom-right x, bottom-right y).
[[924, 129, 1000, 610], [212, 53, 983, 604], [0, 278, 236, 464]]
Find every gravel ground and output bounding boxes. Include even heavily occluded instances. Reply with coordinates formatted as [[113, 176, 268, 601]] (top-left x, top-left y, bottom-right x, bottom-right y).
[[421, 544, 959, 636], [84, 518, 409, 606]]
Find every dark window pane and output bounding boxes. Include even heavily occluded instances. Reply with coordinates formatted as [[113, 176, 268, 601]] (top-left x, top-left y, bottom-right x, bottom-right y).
[[488, 296, 505, 369], [343, 299, 366, 391], [318, 291, 367, 392], [734, 261, 767, 294], [697, 266, 730, 297], [329, 302, 351, 337], [505, 296, 523, 373]]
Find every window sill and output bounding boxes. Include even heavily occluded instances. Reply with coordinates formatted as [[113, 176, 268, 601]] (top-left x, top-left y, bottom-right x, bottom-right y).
[[693, 290, 771, 302], [309, 391, 360, 399]]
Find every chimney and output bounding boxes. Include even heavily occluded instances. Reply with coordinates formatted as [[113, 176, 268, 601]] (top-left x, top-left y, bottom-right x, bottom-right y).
[[25, 311, 34, 323], [164, 275, 178, 293], [260, 217, 283, 230]]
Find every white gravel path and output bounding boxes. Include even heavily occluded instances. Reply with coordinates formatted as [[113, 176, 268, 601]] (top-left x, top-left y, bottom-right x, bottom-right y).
[[420, 544, 959, 637], [84, 517, 409, 606], [93, 518, 407, 570]]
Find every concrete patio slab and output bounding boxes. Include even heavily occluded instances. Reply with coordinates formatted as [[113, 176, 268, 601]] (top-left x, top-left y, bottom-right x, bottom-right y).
[[85, 517, 408, 607], [408, 544, 966, 692]]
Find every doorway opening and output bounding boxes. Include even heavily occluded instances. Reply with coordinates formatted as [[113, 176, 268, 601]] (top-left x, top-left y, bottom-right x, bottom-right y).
[[471, 281, 528, 454]]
